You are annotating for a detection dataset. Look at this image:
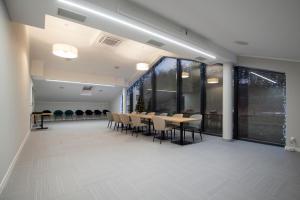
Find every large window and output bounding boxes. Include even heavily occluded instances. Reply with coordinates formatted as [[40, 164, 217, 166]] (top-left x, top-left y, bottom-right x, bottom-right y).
[[142, 72, 153, 112], [205, 64, 223, 135], [236, 67, 286, 146], [181, 60, 201, 115], [155, 58, 177, 114]]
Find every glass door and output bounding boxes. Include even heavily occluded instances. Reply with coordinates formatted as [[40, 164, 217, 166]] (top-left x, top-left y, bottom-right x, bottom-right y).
[[235, 67, 286, 146]]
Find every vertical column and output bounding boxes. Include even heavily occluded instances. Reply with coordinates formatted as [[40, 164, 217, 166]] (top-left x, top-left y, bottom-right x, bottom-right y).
[[122, 88, 127, 113], [223, 63, 234, 140]]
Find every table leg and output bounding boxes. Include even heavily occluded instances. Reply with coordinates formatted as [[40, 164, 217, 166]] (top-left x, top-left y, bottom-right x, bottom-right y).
[[171, 122, 193, 145], [37, 115, 48, 130], [143, 119, 152, 136]]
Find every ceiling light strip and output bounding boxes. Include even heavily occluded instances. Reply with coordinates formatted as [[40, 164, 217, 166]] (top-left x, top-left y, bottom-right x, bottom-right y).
[[250, 72, 277, 84], [46, 79, 115, 87], [57, 0, 216, 59]]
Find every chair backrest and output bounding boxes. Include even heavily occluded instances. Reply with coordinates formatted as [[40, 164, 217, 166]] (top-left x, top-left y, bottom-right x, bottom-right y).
[[152, 116, 166, 131], [120, 114, 130, 125], [131, 111, 137, 114], [94, 110, 102, 115], [147, 112, 156, 115], [65, 110, 74, 115], [54, 110, 63, 116], [75, 110, 84, 115], [130, 115, 142, 125], [188, 114, 203, 129], [140, 112, 146, 115], [106, 112, 113, 120], [85, 110, 93, 115], [102, 109, 110, 115], [160, 113, 168, 116], [112, 113, 121, 123], [172, 113, 183, 118]]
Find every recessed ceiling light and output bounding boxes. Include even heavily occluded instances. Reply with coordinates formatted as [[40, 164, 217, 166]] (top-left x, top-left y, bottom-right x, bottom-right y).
[[234, 41, 249, 46], [136, 63, 149, 71], [57, 0, 216, 59], [52, 43, 78, 59], [114, 66, 120, 69]]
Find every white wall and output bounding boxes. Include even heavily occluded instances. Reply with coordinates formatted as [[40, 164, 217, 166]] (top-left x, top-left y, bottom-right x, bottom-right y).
[[0, 1, 31, 192], [111, 93, 122, 113], [238, 56, 300, 151], [34, 101, 110, 113]]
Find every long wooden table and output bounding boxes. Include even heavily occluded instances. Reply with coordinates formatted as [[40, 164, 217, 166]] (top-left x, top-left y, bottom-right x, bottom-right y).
[[129, 114, 198, 145]]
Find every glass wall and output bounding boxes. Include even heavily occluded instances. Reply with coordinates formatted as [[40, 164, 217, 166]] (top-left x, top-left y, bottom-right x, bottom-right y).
[[205, 64, 223, 135], [142, 72, 153, 112], [236, 67, 286, 146], [181, 60, 201, 115], [132, 83, 140, 112], [155, 58, 177, 114]]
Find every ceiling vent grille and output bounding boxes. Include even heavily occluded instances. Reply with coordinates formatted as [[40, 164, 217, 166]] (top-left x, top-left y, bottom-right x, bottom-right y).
[[96, 36, 122, 47], [57, 8, 86, 22], [195, 56, 206, 61], [146, 39, 165, 48]]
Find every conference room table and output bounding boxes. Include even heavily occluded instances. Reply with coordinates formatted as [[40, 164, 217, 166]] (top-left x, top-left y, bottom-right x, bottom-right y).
[[129, 114, 197, 145]]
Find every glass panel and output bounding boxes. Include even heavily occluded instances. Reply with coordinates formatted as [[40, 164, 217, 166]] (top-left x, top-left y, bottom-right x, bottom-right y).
[[181, 60, 201, 115], [132, 83, 140, 112], [142, 72, 153, 112], [237, 67, 286, 145], [205, 64, 223, 135], [155, 58, 177, 114], [126, 91, 133, 113]]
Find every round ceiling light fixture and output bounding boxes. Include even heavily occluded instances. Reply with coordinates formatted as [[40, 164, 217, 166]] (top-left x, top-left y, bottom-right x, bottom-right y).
[[136, 63, 149, 71], [52, 43, 78, 59]]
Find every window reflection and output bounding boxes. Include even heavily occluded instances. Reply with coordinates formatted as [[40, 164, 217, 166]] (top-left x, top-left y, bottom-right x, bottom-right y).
[[237, 67, 286, 145], [155, 58, 177, 114], [181, 60, 201, 115], [142, 72, 152, 112], [205, 64, 223, 135]]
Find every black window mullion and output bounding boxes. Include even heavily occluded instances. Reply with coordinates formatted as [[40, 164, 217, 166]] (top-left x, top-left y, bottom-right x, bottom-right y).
[[177, 59, 182, 113], [200, 63, 206, 131]]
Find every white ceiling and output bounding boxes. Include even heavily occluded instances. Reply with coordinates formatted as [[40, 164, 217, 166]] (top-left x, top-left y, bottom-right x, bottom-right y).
[[33, 79, 122, 102], [28, 15, 175, 83], [130, 0, 300, 61]]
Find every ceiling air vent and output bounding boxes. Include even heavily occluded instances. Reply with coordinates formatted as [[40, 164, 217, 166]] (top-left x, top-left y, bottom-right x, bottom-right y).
[[80, 86, 93, 96], [195, 56, 206, 61], [57, 8, 86, 22], [146, 39, 165, 48], [97, 36, 122, 47]]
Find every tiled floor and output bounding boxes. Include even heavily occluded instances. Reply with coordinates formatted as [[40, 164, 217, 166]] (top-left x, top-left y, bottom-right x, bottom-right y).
[[1, 120, 300, 200]]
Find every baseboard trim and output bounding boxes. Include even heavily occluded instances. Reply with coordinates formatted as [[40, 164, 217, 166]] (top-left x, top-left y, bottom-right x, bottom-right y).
[[0, 130, 30, 194], [285, 146, 300, 152]]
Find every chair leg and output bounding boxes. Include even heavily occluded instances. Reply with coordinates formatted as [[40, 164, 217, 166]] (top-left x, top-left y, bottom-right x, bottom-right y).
[[192, 130, 195, 142]]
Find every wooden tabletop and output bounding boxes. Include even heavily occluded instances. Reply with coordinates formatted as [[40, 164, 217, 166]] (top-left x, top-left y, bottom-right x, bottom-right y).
[[128, 114, 198, 123], [32, 113, 53, 116]]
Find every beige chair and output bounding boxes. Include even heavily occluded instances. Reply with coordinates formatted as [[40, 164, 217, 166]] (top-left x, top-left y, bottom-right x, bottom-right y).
[[140, 112, 147, 115], [152, 116, 172, 144], [119, 114, 131, 133], [112, 113, 122, 131], [130, 115, 147, 137], [106, 112, 113, 128], [131, 111, 137, 114], [183, 114, 203, 142], [147, 112, 156, 115]]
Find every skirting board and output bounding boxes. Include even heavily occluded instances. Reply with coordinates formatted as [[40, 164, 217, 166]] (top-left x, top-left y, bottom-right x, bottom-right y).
[[0, 130, 30, 194], [285, 146, 300, 152]]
